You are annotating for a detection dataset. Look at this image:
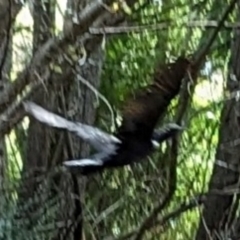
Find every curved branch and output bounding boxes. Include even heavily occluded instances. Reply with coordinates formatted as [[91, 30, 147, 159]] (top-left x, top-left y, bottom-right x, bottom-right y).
[[104, 195, 205, 240], [134, 191, 174, 240]]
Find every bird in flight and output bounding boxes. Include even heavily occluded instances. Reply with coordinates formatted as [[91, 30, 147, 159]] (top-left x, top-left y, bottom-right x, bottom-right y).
[[23, 56, 190, 175]]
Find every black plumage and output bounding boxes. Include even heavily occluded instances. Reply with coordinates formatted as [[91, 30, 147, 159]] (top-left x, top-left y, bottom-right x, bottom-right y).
[[23, 56, 190, 175]]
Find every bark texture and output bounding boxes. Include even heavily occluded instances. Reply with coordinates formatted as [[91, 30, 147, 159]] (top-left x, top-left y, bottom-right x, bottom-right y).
[[196, 5, 240, 239], [0, 0, 18, 184]]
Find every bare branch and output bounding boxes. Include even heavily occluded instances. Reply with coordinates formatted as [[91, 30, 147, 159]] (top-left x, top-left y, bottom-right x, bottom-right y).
[[90, 21, 240, 35], [0, 0, 141, 136], [105, 195, 204, 240], [0, 0, 115, 112], [175, 0, 238, 127], [0, 68, 73, 137], [155, 195, 204, 230], [77, 74, 115, 129], [134, 189, 174, 240], [194, 0, 238, 69]]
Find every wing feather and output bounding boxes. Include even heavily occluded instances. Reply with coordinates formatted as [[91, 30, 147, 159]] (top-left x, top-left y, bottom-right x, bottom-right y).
[[23, 101, 120, 152], [117, 57, 190, 138]]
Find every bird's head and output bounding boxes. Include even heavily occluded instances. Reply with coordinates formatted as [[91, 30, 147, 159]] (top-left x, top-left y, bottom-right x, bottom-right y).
[[151, 123, 185, 148]]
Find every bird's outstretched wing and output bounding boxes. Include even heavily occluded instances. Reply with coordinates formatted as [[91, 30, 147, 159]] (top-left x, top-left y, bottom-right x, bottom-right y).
[[117, 57, 190, 139], [23, 56, 189, 174], [23, 101, 120, 153]]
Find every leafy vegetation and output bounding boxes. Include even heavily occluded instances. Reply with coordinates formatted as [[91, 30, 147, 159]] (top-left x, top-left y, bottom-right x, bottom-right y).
[[0, 0, 238, 239]]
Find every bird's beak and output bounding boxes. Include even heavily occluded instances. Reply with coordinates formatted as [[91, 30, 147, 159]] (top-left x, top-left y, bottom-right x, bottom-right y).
[[152, 140, 160, 149]]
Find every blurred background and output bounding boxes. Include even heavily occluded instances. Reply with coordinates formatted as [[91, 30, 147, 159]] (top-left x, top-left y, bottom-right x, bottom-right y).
[[0, 0, 239, 239]]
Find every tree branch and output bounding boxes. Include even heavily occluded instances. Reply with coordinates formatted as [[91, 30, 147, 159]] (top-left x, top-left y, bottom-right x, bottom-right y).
[[0, 0, 115, 112], [175, 0, 238, 127], [89, 21, 240, 35], [104, 195, 205, 240], [194, 0, 238, 69], [0, 68, 73, 138], [134, 191, 174, 240], [0, 0, 140, 137]]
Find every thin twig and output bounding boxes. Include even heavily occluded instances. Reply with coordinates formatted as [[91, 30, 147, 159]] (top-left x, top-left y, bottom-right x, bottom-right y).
[[104, 195, 205, 240], [77, 74, 115, 130], [0, 0, 12, 81], [194, 0, 238, 67], [134, 191, 173, 240]]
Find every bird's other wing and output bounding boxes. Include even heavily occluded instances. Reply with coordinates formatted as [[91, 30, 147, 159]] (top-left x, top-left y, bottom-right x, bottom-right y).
[[63, 142, 117, 166], [63, 158, 103, 167], [63, 158, 104, 175], [23, 101, 120, 152], [63, 151, 112, 175], [117, 57, 190, 138]]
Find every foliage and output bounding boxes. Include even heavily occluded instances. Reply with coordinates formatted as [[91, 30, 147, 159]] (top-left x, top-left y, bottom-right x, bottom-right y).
[[89, 0, 230, 239], [0, 0, 237, 239]]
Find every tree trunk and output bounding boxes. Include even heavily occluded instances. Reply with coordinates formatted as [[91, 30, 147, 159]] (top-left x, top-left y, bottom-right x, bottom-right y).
[[0, 0, 18, 182], [21, 0, 55, 197], [0, 0, 140, 238], [196, 4, 240, 239], [17, 0, 105, 239]]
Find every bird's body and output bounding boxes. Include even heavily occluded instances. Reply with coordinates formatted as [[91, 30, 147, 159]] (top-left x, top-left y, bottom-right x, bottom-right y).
[[106, 135, 153, 167], [77, 136, 153, 175], [23, 56, 190, 175]]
